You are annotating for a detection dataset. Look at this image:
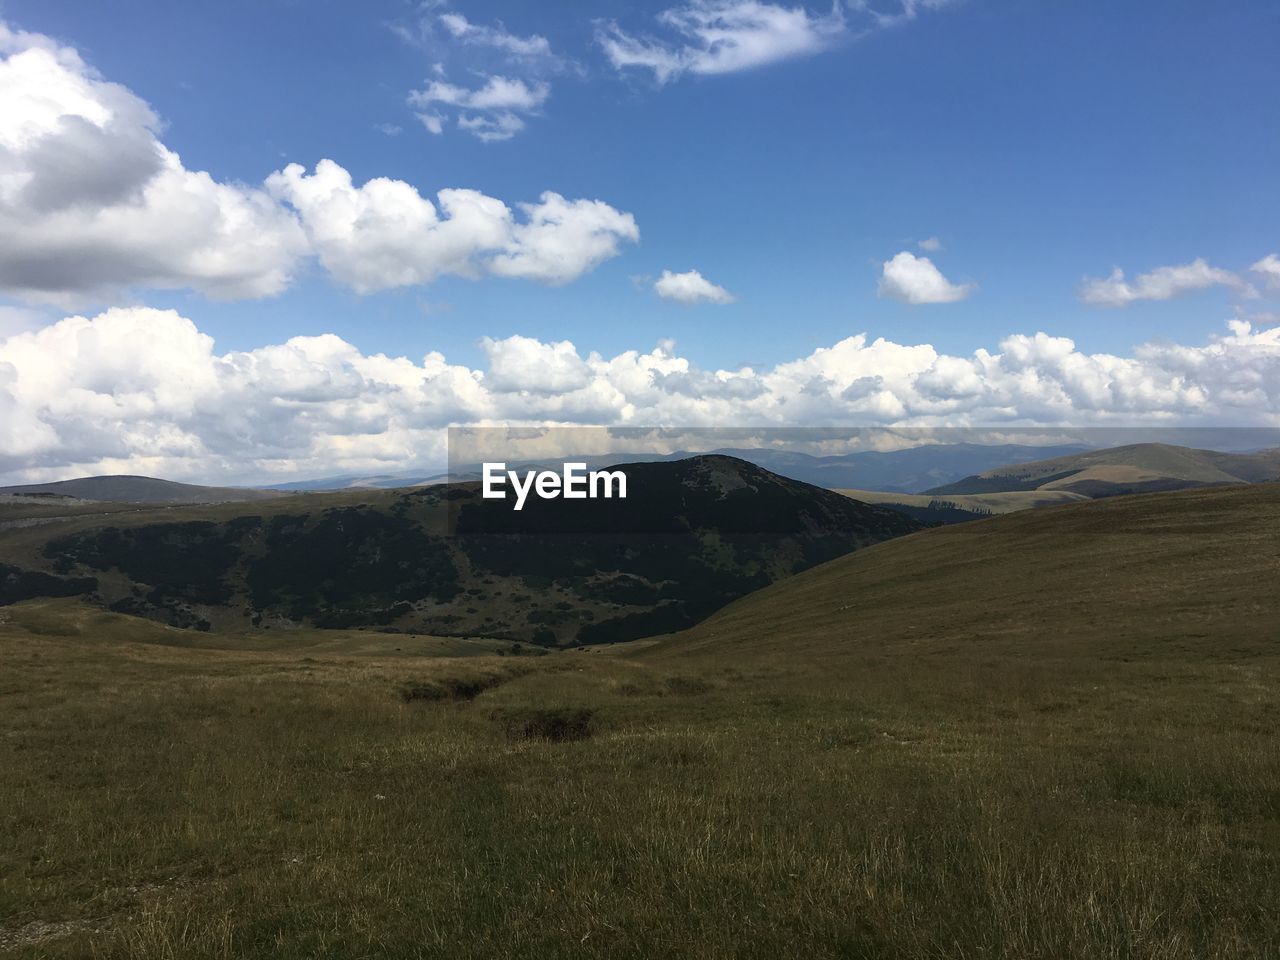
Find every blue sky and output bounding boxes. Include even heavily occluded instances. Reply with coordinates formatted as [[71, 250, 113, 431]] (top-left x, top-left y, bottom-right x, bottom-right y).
[[6, 0, 1278, 364], [0, 1, 1278, 482]]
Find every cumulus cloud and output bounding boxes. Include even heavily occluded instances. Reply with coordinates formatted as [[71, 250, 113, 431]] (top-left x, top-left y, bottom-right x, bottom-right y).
[[481, 335, 593, 394], [654, 269, 737, 304], [485, 193, 641, 285], [4, 307, 1280, 484], [877, 251, 975, 305], [266, 161, 639, 293], [1252, 254, 1280, 290], [0, 22, 307, 303], [0, 23, 637, 300], [1079, 258, 1252, 307], [917, 236, 943, 252]]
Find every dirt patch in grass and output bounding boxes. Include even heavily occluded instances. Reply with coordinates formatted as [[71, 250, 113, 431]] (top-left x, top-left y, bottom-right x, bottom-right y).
[[495, 706, 595, 742], [397, 667, 525, 703]]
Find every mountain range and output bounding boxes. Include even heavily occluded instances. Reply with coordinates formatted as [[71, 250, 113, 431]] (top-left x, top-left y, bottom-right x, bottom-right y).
[[1, 457, 919, 644]]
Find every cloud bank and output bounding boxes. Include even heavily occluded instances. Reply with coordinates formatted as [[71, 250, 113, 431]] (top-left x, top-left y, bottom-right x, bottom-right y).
[[0, 23, 637, 302], [3, 308, 1279, 484]]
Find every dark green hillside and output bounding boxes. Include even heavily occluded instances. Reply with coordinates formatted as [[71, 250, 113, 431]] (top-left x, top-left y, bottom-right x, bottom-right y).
[[6, 456, 919, 645]]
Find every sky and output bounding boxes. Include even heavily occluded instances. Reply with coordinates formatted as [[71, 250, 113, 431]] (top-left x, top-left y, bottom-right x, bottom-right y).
[[0, 0, 1278, 484]]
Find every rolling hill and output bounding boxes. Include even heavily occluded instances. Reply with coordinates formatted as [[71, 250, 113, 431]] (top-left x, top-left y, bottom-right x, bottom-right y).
[[0, 456, 920, 644], [0, 475, 291, 504], [928, 442, 1280, 499], [5, 474, 1279, 958], [655, 481, 1280, 661]]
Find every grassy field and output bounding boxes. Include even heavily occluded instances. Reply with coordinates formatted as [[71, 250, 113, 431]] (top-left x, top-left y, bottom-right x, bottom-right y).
[[2, 486, 1279, 958]]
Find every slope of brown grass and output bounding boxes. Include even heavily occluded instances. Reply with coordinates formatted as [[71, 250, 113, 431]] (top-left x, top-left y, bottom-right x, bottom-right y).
[[1, 485, 1278, 958]]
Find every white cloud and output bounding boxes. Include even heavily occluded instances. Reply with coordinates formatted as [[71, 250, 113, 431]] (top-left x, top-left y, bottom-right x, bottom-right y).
[[1251, 254, 1280, 290], [878, 251, 975, 304], [0, 24, 635, 300], [598, 0, 954, 84], [417, 112, 446, 135], [409, 75, 549, 112], [5, 307, 1280, 484], [0, 22, 307, 303], [917, 236, 943, 252], [408, 74, 549, 140], [598, 1, 846, 83], [437, 13, 554, 59], [374, 122, 402, 136], [456, 112, 526, 142], [654, 269, 737, 304], [1080, 258, 1251, 307], [485, 193, 641, 285], [266, 161, 638, 292], [848, 0, 957, 28], [481, 335, 593, 394]]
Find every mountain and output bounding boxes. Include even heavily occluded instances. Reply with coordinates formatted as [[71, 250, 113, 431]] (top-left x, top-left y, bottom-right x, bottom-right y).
[[706, 442, 1094, 492], [654, 481, 1280, 661], [0, 475, 290, 504], [263, 473, 448, 491], [265, 443, 1095, 494], [928, 443, 1280, 498], [834, 487, 1089, 524], [2, 456, 920, 644]]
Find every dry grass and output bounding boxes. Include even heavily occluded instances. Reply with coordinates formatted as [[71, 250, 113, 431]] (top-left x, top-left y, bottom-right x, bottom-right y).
[[2, 485, 1279, 958]]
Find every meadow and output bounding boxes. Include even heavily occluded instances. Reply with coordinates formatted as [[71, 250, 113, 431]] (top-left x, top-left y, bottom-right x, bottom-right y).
[[3, 485, 1279, 958]]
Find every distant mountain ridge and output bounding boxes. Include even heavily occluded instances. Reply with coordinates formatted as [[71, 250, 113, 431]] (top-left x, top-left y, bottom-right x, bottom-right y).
[[0, 475, 290, 504], [928, 443, 1280, 498], [263, 443, 1094, 493]]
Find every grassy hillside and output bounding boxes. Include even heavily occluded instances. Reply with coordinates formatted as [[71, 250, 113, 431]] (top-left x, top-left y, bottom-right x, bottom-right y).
[[929, 442, 1280, 498], [1, 486, 1277, 957], [664, 482, 1280, 660], [1, 456, 919, 645]]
